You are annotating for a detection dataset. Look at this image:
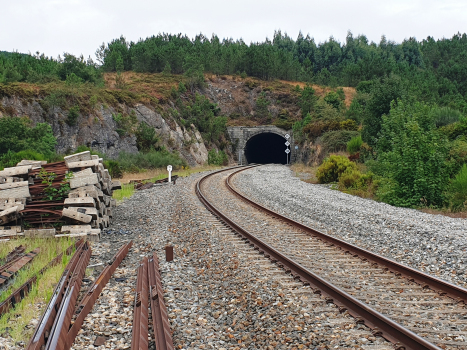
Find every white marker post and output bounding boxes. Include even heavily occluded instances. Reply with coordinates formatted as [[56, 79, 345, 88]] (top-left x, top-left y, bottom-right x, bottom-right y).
[[167, 165, 172, 183], [284, 134, 291, 165]]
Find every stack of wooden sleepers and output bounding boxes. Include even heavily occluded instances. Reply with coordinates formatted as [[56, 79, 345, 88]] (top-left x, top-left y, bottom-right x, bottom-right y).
[[0, 151, 121, 241]]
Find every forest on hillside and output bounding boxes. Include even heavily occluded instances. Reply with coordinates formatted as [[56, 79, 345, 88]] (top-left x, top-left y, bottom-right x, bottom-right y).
[[1, 31, 467, 212]]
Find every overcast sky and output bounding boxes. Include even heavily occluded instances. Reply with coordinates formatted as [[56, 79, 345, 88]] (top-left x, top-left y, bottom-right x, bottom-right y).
[[2, 0, 467, 60]]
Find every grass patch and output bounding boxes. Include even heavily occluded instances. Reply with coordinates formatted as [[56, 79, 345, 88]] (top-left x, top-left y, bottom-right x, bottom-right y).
[[0, 261, 69, 342], [290, 163, 319, 183], [0, 237, 73, 304], [112, 183, 135, 202], [112, 165, 224, 202], [0, 238, 74, 343]]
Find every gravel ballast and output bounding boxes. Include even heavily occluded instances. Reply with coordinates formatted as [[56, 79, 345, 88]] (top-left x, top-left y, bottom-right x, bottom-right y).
[[233, 165, 467, 288]]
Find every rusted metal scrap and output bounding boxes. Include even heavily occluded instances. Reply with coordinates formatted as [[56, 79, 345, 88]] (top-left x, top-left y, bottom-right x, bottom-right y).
[[132, 175, 179, 191], [131, 257, 149, 350], [0, 247, 41, 287], [64, 241, 132, 350], [26, 241, 90, 350], [148, 252, 174, 350], [1, 245, 25, 265], [0, 240, 81, 317], [131, 252, 174, 350]]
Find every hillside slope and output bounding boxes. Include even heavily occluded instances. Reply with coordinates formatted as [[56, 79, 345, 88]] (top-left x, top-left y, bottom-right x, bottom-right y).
[[0, 73, 356, 166]]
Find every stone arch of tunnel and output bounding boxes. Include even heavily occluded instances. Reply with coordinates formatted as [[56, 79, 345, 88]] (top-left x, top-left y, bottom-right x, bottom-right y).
[[244, 132, 288, 164]]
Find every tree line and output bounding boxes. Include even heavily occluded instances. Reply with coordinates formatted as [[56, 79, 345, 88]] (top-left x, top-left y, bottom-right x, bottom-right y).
[[2, 31, 467, 111]]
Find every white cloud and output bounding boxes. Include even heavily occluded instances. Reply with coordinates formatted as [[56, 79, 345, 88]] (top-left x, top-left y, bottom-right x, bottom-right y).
[[1, 0, 466, 59]]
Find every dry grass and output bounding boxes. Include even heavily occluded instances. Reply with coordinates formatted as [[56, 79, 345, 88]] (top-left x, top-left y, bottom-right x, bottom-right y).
[[290, 163, 319, 183], [419, 208, 467, 219], [117, 165, 223, 184], [103, 72, 183, 101], [278, 80, 356, 107], [112, 165, 225, 202]]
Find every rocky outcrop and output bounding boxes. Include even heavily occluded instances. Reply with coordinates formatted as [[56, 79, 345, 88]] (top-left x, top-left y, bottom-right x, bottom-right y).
[[0, 97, 208, 166]]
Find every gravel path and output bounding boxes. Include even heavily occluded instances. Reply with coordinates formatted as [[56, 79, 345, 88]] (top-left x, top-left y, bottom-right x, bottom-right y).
[[233, 165, 467, 288], [71, 170, 392, 350]]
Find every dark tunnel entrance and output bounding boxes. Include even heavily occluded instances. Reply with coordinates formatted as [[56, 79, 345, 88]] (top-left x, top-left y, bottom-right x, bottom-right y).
[[244, 132, 288, 164]]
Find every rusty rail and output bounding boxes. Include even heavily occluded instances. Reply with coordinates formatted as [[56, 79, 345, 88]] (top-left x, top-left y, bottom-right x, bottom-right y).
[[132, 257, 149, 350], [149, 252, 174, 350], [196, 166, 444, 350], [64, 241, 132, 350], [44, 242, 90, 350], [1, 245, 25, 265], [0, 240, 80, 316], [131, 252, 174, 350], [0, 247, 41, 286], [25, 240, 132, 350], [26, 240, 90, 350]]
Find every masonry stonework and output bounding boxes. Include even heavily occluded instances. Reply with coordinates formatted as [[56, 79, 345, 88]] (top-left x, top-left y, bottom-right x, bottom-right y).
[[227, 126, 296, 164]]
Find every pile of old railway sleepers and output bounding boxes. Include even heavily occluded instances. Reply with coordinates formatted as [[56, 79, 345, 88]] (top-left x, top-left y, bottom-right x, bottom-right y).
[[0, 151, 121, 241]]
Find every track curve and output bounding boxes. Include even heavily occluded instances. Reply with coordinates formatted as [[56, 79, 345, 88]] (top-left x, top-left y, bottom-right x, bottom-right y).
[[197, 165, 467, 350]]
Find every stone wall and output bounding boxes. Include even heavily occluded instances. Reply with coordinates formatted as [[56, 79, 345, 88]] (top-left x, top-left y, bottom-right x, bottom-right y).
[[227, 126, 296, 164]]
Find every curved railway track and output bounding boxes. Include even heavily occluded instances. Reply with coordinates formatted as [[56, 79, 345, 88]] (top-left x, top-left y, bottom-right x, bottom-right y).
[[196, 165, 467, 350]]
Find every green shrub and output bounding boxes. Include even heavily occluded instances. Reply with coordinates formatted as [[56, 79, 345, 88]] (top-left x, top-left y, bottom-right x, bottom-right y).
[[273, 119, 294, 130], [340, 119, 358, 131], [347, 135, 363, 154], [320, 130, 360, 153], [338, 168, 373, 189], [431, 107, 462, 127], [112, 111, 138, 136], [135, 122, 159, 152], [447, 138, 467, 176], [66, 105, 80, 126], [0, 116, 56, 156], [375, 100, 448, 207], [439, 119, 467, 140], [255, 91, 270, 119], [324, 91, 342, 109], [117, 149, 185, 171], [208, 149, 228, 166], [0, 149, 45, 169], [177, 81, 187, 94], [316, 155, 358, 183], [446, 164, 467, 211], [103, 159, 123, 178]]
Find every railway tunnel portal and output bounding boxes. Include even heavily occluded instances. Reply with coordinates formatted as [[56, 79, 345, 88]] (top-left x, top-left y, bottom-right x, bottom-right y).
[[227, 126, 295, 165]]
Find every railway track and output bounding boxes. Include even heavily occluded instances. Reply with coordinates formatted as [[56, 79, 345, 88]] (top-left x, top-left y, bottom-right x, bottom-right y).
[[25, 240, 132, 350], [196, 165, 467, 350], [0, 240, 79, 316], [132, 252, 174, 350]]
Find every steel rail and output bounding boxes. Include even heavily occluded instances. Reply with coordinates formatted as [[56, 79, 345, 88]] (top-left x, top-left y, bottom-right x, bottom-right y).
[[64, 241, 133, 350], [26, 240, 89, 350], [0, 248, 41, 286], [44, 243, 91, 350], [196, 166, 442, 350], [148, 252, 174, 350], [225, 167, 467, 302], [1, 245, 25, 265], [131, 257, 149, 350], [0, 240, 80, 316]]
